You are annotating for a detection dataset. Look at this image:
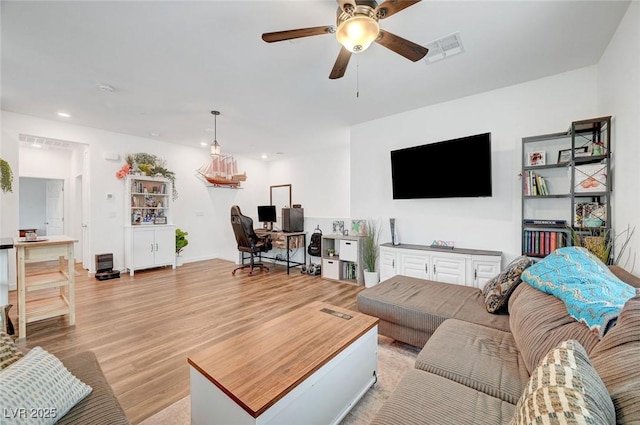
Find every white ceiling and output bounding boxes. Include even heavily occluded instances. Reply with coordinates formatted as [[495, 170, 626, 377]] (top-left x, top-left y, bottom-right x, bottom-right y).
[[1, 1, 631, 160]]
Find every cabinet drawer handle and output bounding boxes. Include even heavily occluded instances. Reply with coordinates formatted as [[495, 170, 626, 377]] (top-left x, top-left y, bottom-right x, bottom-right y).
[[156, 243, 159, 251], [150, 244, 154, 252], [433, 264, 436, 275]]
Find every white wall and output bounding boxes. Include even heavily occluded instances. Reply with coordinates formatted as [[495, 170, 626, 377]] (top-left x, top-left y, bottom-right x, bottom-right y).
[[350, 67, 599, 265], [597, 1, 640, 273], [0, 111, 271, 277]]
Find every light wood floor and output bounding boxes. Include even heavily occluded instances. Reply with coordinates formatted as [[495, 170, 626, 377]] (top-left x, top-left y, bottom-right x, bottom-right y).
[[8, 259, 364, 424]]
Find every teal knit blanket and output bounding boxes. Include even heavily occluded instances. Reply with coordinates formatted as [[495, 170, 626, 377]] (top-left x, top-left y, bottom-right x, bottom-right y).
[[521, 246, 636, 338]]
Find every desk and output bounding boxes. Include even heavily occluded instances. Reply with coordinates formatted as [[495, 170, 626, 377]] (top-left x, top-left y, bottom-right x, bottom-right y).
[[253, 230, 306, 274], [14, 235, 77, 340]]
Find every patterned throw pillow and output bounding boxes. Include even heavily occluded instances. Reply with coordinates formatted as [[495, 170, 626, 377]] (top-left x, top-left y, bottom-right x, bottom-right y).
[[0, 330, 23, 370], [0, 346, 92, 425], [482, 256, 534, 313], [511, 340, 615, 425]]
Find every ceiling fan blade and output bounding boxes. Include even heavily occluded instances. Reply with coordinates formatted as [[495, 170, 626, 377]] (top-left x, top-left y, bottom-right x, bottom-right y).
[[262, 26, 334, 43], [329, 47, 352, 79], [375, 0, 421, 19], [337, 0, 356, 14], [375, 29, 428, 62]]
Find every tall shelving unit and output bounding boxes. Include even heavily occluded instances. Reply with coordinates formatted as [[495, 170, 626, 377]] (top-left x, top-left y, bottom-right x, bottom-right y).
[[521, 116, 611, 259], [124, 175, 176, 276]]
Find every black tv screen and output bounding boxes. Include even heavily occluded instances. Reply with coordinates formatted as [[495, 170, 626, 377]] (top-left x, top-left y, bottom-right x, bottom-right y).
[[391, 132, 492, 199], [257, 205, 277, 223]]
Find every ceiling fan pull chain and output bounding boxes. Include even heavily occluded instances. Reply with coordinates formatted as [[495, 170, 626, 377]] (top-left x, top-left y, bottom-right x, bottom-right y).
[[356, 56, 360, 99]]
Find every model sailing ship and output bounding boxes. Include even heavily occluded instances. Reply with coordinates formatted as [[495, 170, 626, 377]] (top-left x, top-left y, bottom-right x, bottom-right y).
[[197, 154, 247, 187]]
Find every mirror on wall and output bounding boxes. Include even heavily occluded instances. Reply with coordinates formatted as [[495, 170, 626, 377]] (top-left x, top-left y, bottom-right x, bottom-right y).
[[270, 184, 292, 223]]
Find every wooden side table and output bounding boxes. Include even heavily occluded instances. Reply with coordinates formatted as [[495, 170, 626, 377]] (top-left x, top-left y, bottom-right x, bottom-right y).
[[14, 235, 77, 340]]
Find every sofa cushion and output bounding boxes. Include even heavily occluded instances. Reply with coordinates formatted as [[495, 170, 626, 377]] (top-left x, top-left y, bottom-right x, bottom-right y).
[[371, 369, 515, 425], [521, 246, 636, 338], [56, 350, 130, 425], [357, 275, 510, 347], [0, 346, 92, 425], [509, 283, 600, 375], [415, 319, 529, 404], [511, 339, 615, 425], [482, 256, 534, 313], [589, 295, 640, 424], [0, 331, 23, 370]]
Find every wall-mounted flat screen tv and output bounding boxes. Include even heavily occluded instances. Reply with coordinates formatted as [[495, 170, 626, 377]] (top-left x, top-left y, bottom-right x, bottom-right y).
[[391, 132, 492, 199]]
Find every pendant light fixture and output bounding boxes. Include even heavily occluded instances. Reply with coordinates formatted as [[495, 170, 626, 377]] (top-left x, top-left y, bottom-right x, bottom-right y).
[[210, 110, 221, 156]]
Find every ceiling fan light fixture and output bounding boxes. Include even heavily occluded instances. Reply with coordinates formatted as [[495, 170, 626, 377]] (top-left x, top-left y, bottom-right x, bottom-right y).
[[336, 15, 379, 53]]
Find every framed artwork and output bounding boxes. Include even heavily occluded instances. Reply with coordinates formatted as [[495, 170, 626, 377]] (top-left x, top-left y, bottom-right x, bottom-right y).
[[332, 220, 344, 235], [154, 216, 167, 224], [557, 146, 588, 164], [527, 151, 546, 166], [351, 219, 366, 236]]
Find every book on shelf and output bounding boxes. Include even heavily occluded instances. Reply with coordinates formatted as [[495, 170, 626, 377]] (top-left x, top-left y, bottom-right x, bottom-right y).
[[524, 171, 549, 196], [523, 219, 567, 226], [523, 229, 569, 257]]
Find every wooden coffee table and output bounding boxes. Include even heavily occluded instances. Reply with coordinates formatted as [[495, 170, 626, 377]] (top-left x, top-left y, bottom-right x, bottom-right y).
[[188, 301, 379, 425]]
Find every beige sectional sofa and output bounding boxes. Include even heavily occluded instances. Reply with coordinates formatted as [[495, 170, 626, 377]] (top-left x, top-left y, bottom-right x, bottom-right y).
[[357, 266, 640, 424]]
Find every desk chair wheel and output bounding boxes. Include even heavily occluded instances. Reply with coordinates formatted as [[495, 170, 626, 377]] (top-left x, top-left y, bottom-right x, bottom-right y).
[[232, 263, 269, 276]]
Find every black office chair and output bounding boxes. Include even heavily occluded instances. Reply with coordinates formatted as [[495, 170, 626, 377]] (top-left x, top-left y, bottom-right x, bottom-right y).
[[230, 205, 272, 276]]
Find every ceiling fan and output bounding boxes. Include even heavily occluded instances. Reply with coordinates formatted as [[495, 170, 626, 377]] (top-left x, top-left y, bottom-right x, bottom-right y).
[[262, 0, 429, 79]]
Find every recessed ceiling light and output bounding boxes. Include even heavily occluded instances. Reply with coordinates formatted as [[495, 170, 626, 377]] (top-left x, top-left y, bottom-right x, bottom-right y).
[[261, 154, 268, 160], [57, 112, 71, 118], [98, 83, 115, 92], [200, 142, 208, 147], [150, 132, 160, 137]]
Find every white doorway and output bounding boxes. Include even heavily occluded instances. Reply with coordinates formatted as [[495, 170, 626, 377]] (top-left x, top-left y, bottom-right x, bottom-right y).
[[19, 177, 64, 237], [18, 134, 91, 271]]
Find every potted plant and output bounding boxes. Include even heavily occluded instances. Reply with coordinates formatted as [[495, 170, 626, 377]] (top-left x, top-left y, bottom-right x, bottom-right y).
[[175, 228, 189, 266], [0, 158, 14, 193], [362, 219, 381, 287]]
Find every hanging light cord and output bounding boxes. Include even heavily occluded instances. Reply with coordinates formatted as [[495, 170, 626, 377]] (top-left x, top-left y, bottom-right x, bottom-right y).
[[356, 56, 360, 99]]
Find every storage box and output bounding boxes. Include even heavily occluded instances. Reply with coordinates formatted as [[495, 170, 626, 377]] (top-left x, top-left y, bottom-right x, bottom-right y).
[[339, 239, 358, 262], [322, 258, 340, 280], [572, 164, 607, 193]]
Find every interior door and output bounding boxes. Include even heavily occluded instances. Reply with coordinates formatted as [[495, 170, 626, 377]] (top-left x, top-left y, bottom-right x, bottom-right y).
[[45, 179, 64, 235]]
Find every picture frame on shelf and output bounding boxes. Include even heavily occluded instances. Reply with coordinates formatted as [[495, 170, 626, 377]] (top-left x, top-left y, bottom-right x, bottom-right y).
[[527, 150, 546, 166], [332, 220, 344, 235], [351, 219, 366, 236], [154, 216, 167, 225], [557, 146, 588, 164]]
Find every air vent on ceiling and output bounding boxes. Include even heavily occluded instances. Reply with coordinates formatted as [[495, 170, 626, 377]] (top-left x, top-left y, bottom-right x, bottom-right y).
[[423, 32, 464, 65], [18, 134, 75, 151]]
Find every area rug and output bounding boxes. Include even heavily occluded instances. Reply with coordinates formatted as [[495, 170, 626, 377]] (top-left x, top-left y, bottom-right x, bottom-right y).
[[139, 335, 419, 425]]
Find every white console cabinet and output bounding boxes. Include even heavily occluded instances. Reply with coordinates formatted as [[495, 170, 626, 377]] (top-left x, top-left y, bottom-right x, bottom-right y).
[[379, 243, 502, 288]]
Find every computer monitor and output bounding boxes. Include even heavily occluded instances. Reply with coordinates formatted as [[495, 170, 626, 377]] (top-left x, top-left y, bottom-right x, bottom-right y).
[[257, 205, 277, 230]]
